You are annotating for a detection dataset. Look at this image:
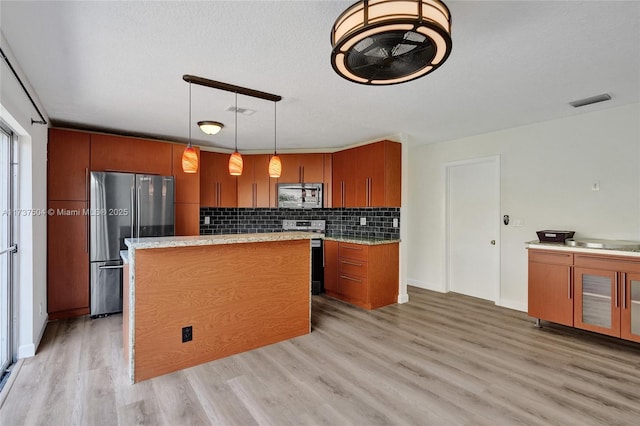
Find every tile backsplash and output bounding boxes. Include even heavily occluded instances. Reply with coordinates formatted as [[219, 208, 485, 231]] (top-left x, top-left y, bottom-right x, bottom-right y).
[[199, 207, 400, 240]]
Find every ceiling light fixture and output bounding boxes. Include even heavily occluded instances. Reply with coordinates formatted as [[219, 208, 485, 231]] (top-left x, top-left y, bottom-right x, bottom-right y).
[[268, 101, 281, 178], [182, 82, 198, 174], [198, 121, 224, 135], [228, 92, 243, 176], [330, 0, 452, 85]]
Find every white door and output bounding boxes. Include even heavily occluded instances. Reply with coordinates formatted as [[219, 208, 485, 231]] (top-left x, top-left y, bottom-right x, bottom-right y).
[[446, 156, 500, 302]]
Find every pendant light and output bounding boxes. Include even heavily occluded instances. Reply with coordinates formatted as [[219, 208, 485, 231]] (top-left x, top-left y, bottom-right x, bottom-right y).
[[268, 101, 281, 178], [330, 0, 452, 85], [182, 82, 198, 173], [228, 92, 243, 176]]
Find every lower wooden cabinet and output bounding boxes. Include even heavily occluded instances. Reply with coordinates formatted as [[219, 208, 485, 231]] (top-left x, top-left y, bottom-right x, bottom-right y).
[[528, 250, 574, 327], [324, 241, 398, 310], [528, 248, 640, 343], [47, 200, 90, 319]]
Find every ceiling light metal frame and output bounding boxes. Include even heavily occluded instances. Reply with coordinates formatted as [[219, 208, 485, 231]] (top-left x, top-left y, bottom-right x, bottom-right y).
[[330, 0, 452, 85]]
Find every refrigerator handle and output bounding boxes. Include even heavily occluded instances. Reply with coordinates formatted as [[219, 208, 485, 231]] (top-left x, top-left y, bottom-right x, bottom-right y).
[[130, 185, 135, 238], [136, 185, 141, 238]]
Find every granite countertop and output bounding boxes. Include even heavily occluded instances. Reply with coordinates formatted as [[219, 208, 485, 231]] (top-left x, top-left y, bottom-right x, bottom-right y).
[[120, 250, 129, 264], [125, 231, 320, 250], [324, 235, 401, 246], [525, 240, 640, 258]]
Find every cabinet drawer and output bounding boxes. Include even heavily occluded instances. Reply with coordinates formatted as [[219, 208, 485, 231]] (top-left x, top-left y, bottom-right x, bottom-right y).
[[528, 249, 574, 266], [574, 254, 640, 273], [338, 274, 367, 302], [339, 258, 368, 278], [338, 243, 368, 261]]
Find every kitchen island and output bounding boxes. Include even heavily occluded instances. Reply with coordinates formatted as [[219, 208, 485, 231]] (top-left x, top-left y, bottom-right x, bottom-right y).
[[123, 232, 316, 383]]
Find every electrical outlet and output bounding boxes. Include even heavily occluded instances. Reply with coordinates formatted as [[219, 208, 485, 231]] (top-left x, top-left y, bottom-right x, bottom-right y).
[[204, 216, 210, 225], [591, 181, 600, 191], [182, 326, 193, 343], [393, 218, 399, 228], [360, 217, 367, 226]]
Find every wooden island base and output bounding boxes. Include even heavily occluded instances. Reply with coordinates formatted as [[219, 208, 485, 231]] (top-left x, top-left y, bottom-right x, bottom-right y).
[[124, 236, 311, 383]]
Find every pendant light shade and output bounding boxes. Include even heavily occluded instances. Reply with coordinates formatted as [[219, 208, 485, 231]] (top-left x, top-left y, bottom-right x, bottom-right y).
[[269, 155, 281, 178], [330, 0, 452, 85], [229, 151, 243, 176], [228, 92, 243, 176], [182, 82, 198, 173], [198, 121, 224, 135], [182, 146, 198, 173]]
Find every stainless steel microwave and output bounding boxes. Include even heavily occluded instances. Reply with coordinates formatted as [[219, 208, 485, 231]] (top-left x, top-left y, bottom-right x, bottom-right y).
[[277, 183, 323, 209]]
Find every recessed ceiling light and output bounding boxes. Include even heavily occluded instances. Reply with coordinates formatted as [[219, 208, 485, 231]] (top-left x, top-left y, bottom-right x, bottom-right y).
[[569, 93, 612, 108]]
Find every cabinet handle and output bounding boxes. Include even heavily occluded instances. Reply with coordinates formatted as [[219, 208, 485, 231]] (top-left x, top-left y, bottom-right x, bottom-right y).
[[623, 272, 627, 309], [568, 267, 571, 299], [341, 245, 362, 251], [340, 260, 362, 267], [615, 273, 619, 308], [341, 181, 345, 207], [340, 275, 362, 283], [218, 182, 221, 207], [368, 177, 372, 207]]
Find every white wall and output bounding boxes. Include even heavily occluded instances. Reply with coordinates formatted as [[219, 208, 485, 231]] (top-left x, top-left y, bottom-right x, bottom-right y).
[[1, 35, 49, 358], [406, 103, 640, 311]]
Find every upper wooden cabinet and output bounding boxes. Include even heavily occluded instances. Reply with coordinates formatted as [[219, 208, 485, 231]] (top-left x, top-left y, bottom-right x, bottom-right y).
[[333, 141, 401, 208], [237, 155, 271, 208], [48, 129, 90, 201], [90, 134, 172, 176], [172, 144, 200, 204], [200, 151, 237, 207]]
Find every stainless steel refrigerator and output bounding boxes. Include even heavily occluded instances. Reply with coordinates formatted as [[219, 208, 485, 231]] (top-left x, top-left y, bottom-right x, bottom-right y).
[[89, 172, 175, 317]]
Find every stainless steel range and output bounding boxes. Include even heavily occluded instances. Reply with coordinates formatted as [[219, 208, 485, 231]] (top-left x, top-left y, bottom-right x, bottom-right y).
[[283, 220, 325, 295]]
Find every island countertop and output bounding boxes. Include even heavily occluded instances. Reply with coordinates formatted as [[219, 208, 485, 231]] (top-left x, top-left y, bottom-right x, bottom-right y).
[[125, 231, 318, 250]]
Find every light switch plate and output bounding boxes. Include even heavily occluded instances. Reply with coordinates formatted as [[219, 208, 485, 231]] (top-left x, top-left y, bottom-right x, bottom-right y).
[[393, 218, 399, 228], [360, 217, 367, 226], [204, 216, 210, 225]]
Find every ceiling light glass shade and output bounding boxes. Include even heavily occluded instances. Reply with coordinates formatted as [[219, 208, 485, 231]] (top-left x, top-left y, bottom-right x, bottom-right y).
[[198, 121, 224, 135], [182, 145, 198, 173], [330, 0, 452, 85], [229, 151, 243, 176], [268, 155, 282, 178]]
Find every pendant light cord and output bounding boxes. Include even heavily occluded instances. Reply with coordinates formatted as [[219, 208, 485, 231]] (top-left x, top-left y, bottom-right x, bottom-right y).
[[188, 82, 192, 148], [273, 101, 277, 155], [234, 92, 238, 152]]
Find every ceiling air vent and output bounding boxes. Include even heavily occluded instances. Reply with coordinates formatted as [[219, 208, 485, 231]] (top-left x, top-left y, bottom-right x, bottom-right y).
[[569, 93, 612, 108], [225, 105, 256, 116]]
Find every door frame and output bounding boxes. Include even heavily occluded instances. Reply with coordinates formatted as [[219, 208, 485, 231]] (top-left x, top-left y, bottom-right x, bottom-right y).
[[0, 122, 16, 371], [444, 155, 501, 304]]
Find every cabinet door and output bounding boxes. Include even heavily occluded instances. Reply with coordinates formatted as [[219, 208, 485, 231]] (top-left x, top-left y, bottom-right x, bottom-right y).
[[356, 142, 385, 207], [47, 200, 89, 316], [172, 144, 200, 204], [299, 154, 324, 183], [324, 240, 339, 295], [574, 267, 620, 337], [91, 134, 172, 175], [528, 255, 574, 326], [237, 155, 255, 208], [175, 203, 200, 236], [199, 152, 217, 207], [621, 273, 640, 343], [382, 141, 402, 207], [253, 155, 271, 207], [332, 149, 356, 207], [48, 129, 90, 201], [323, 153, 332, 208], [277, 154, 302, 183]]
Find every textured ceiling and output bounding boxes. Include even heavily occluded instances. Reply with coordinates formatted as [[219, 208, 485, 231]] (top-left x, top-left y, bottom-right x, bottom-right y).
[[1, 1, 639, 152]]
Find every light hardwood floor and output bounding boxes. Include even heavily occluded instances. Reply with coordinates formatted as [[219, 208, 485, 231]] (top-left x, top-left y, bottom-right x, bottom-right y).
[[2, 286, 640, 425]]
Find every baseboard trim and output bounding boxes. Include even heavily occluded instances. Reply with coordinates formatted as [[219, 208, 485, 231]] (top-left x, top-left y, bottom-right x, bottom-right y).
[[407, 278, 446, 293], [498, 298, 527, 313], [397, 293, 409, 304]]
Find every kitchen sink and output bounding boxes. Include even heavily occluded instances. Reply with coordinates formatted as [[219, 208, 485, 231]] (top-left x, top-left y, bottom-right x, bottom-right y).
[[565, 238, 640, 251]]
